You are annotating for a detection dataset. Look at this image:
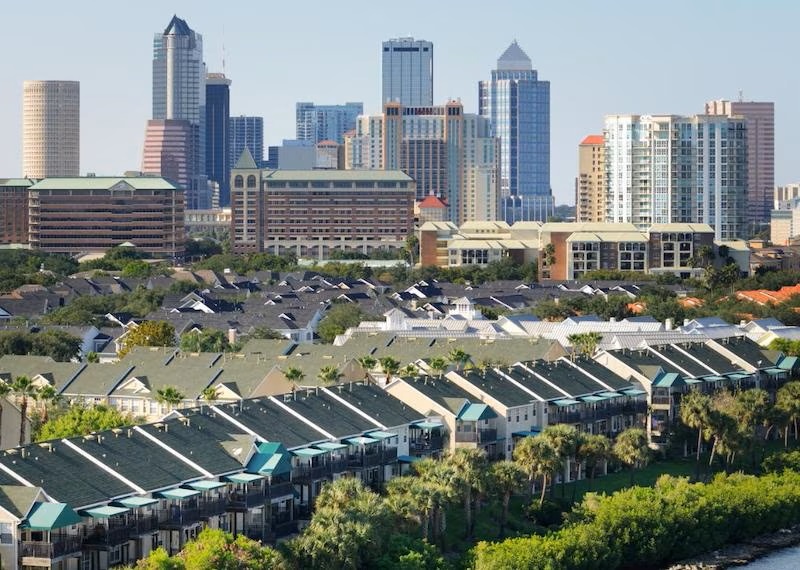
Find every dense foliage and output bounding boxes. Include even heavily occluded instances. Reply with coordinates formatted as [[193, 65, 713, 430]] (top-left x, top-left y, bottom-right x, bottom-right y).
[[37, 404, 135, 441], [0, 249, 79, 293], [42, 287, 166, 326], [0, 329, 81, 361], [118, 320, 176, 357], [317, 304, 379, 343]]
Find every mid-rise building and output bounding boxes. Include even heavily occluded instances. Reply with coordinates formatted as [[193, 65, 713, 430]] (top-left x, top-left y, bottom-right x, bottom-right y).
[[775, 184, 800, 209], [344, 101, 500, 224], [0, 179, 33, 245], [205, 73, 231, 206], [230, 156, 414, 258], [576, 135, 605, 223], [382, 37, 433, 106], [229, 115, 264, 167], [27, 177, 184, 257], [479, 41, 553, 222], [141, 119, 194, 189], [22, 80, 80, 178], [705, 99, 774, 228], [151, 16, 209, 209], [605, 114, 747, 241], [296, 102, 363, 145]]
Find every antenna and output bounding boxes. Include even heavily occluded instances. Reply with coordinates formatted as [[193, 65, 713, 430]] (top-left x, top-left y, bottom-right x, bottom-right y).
[[221, 25, 227, 76], [738, 89, 743, 103]]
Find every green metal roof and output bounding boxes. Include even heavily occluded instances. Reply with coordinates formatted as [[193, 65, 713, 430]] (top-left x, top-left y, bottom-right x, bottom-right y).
[[366, 431, 396, 440], [702, 375, 726, 382], [765, 368, 787, 376], [552, 399, 581, 407], [597, 391, 624, 399], [0, 178, 34, 187], [413, 420, 444, 430], [653, 372, 685, 388], [29, 177, 180, 191], [398, 455, 421, 463], [260, 170, 413, 182], [225, 473, 264, 484], [346, 436, 378, 445], [621, 388, 647, 396], [115, 496, 159, 508], [458, 403, 497, 422], [779, 356, 798, 370], [22, 502, 82, 530], [512, 430, 541, 437], [315, 442, 348, 451], [581, 395, 607, 403], [156, 488, 199, 500], [292, 448, 327, 458], [81, 505, 129, 518], [186, 480, 226, 491]]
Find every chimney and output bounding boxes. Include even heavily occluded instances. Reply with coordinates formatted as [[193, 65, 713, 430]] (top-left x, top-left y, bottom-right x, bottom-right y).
[[610, 317, 616, 323], [665, 318, 673, 331], [683, 319, 690, 327], [228, 328, 237, 345], [740, 320, 747, 327]]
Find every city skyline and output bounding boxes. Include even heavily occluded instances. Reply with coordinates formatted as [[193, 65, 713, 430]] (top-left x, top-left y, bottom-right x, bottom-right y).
[[2, 0, 797, 205]]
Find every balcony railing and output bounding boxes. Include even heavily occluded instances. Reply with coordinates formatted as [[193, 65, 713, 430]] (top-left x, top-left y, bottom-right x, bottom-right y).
[[198, 498, 228, 518], [130, 515, 159, 536], [228, 489, 265, 510], [410, 435, 444, 453], [454, 428, 497, 444], [293, 464, 329, 481], [21, 536, 83, 558], [245, 524, 265, 541], [83, 523, 133, 547], [156, 506, 200, 528], [267, 481, 294, 499]]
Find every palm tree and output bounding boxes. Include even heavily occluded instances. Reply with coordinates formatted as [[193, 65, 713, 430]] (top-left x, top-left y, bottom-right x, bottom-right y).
[[283, 366, 305, 389], [317, 366, 342, 386], [357, 356, 377, 381], [200, 386, 219, 410], [513, 435, 560, 506], [447, 448, 488, 539], [428, 357, 448, 379], [567, 332, 602, 359], [12, 376, 37, 446], [155, 386, 185, 413], [777, 382, 800, 446], [540, 424, 581, 497], [378, 356, 400, 381], [0, 382, 11, 448], [35, 385, 59, 423], [448, 348, 471, 371], [613, 428, 651, 484], [680, 389, 712, 479], [490, 460, 526, 537], [577, 433, 612, 491], [400, 364, 419, 378]]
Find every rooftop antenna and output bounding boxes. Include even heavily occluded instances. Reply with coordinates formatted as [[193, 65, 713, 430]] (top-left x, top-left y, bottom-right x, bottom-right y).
[[738, 89, 744, 103], [221, 25, 227, 76]]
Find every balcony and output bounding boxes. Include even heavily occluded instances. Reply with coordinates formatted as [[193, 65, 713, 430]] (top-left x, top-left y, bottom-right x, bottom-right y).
[[156, 506, 200, 528], [20, 536, 83, 558], [228, 489, 265, 511], [293, 464, 329, 481], [454, 428, 498, 444], [130, 515, 159, 536], [410, 435, 444, 454], [245, 524, 265, 541], [83, 522, 133, 548], [198, 498, 228, 519], [267, 481, 294, 499]]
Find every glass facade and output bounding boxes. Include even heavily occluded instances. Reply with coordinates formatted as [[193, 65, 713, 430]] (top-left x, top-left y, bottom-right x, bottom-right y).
[[296, 102, 363, 144], [382, 38, 434, 107], [230, 116, 264, 168], [205, 75, 231, 206]]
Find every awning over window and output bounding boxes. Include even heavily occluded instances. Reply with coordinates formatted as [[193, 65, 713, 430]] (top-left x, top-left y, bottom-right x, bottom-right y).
[[346, 436, 378, 445], [22, 503, 82, 530], [315, 442, 348, 451], [552, 399, 580, 407], [225, 473, 264, 484], [115, 496, 159, 508], [366, 431, 395, 440], [413, 420, 444, 430], [186, 480, 226, 491], [292, 448, 327, 457], [80, 505, 130, 518], [621, 388, 647, 396], [512, 430, 541, 437], [156, 488, 199, 500], [397, 455, 421, 463]]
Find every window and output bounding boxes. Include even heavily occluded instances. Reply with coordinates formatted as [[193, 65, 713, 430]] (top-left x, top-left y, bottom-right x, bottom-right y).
[[234, 175, 243, 188], [246, 175, 257, 188], [0, 522, 12, 544]]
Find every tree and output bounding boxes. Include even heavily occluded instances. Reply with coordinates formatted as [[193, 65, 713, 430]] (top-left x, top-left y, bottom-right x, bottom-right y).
[[155, 386, 185, 412], [180, 329, 229, 353], [317, 304, 376, 343], [513, 435, 561, 506], [284, 366, 305, 389], [577, 433, 612, 490], [613, 428, 651, 484], [35, 385, 60, 423], [37, 404, 134, 441], [405, 233, 419, 266], [119, 321, 176, 358], [0, 382, 10, 449], [379, 356, 401, 381], [247, 326, 285, 340], [541, 424, 582, 497], [567, 332, 603, 359], [776, 381, 800, 446], [12, 376, 38, 446], [428, 357, 448, 379], [447, 448, 488, 539], [447, 348, 471, 371], [317, 366, 342, 386], [489, 460, 526, 537], [679, 389, 712, 479], [30, 330, 82, 362], [400, 364, 419, 378], [200, 386, 219, 408], [357, 356, 377, 381]]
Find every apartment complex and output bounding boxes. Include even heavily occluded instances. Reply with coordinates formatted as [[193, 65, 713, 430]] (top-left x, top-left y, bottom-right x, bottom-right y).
[[205, 73, 231, 206], [705, 99, 774, 227], [479, 41, 553, 223], [22, 80, 80, 178], [295, 102, 363, 145], [344, 101, 500, 224], [605, 114, 747, 240], [0, 179, 33, 245], [26, 177, 184, 257], [576, 135, 605, 222], [230, 159, 414, 257], [382, 37, 433, 107]]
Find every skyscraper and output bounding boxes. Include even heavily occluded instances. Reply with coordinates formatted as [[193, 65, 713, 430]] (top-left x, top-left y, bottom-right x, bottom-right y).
[[479, 41, 552, 222], [296, 102, 363, 145], [22, 80, 80, 178], [605, 114, 747, 240], [705, 98, 774, 228], [229, 116, 264, 167], [382, 37, 433, 106], [205, 73, 231, 206], [576, 135, 605, 223], [151, 15, 208, 209], [141, 119, 194, 189]]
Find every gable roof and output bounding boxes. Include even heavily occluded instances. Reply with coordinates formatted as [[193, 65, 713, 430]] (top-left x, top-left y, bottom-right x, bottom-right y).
[[234, 147, 258, 169], [0, 485, 41, 519]]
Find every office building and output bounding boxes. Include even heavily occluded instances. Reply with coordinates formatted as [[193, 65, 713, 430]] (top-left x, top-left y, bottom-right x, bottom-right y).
[[141, 119, 194, 189], [151, 16, 209, 208], [705, 99, 774, 227], [576, 135, 605, 223], [382, 37, 433, 106], [230, 156, 414, 257], [27, 177, 184, 257], [344, 101, 500, 224], [0, 179, 33, 245], [22, 80, 80, 178], [605, 114, 747, 240], [229, 115, 264, 167], [479, 41, 552, 223], [205, 73, 231, 206], [296, 102, 363, 144], [775, 184, 800, 209]]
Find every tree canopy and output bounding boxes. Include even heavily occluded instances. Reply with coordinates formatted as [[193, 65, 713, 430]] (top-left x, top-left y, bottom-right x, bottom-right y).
[[118, 321, 176, 357], [37, 404, 135, 441]]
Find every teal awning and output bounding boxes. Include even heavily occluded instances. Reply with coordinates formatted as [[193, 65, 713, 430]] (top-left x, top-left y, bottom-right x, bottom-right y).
[[598, 391, 624, 399], [581, 395, 607, 403], [413, 420, 444, 429], [685, 378, 704, 385], [346, 436, 378, 445], [458, 403, 497, 421], [621, 388, 647, 396], [552, 399, 580, 407], [367, 431, 395, 440], [115, 496, 159, 508], [779, 356, 798, 370], [702, 375, 726, 382], [315, 442, 347, 451], [80, 505, 129, 518], [727, 372, 751, 380], [765, 368, 786, 376], [225, 473, 264, 484], [398, 455, 421, 463], [292, 448, 327, 457], [653, 372, 685, 388], [186, 480, 226, 491], [156, 488, 199, 500], [22, 503, 82, 530], [512, 430, 541, 437]]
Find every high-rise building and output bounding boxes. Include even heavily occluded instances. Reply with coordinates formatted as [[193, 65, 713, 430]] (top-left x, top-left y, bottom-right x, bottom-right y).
[[479, 41, 552, 222], [205, 73, 231, 206], [344, 101, 500, 224], [605, 114, 747, 240], [705, 99, 774, 228], [0, 179, 33, 245], [22, 80, 80, 178], [229, 116, 264, 167], [296, 102, 363, 145], [151, 16, 209, 209], [382, 37, 433, 107], [576, 135, 605, 223], [141, 119, 194, 188]]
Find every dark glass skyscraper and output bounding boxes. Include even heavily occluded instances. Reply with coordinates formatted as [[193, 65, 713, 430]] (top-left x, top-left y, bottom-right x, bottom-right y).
[[205, 73, 231, 206], [230, 116, 264, 168], [479, 41, 553, 222]]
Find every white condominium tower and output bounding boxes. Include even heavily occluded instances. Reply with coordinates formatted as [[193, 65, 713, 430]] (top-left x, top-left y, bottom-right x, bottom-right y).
[[22, 80, 80, 178], [605, 114, 747, 241]]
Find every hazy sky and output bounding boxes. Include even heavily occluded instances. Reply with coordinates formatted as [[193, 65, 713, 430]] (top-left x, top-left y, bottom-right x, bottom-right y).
[[2, 0, 797, 205]]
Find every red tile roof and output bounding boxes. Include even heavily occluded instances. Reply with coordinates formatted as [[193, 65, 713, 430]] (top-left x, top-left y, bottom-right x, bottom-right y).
[[418, 195, 447, 209], [580, 135, 604, 146]]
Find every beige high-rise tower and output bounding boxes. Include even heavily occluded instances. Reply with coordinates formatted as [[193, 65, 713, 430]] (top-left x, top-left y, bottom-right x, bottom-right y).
[[22, 80, 80, 178], [576, 135, 605, 222], [705, 98, 774, 227]]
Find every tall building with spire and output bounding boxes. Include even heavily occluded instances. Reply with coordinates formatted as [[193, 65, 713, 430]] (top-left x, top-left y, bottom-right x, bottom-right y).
[[479, 41, 552, 222], [382, 37, 434, 107], [149, 15, 209, 209]]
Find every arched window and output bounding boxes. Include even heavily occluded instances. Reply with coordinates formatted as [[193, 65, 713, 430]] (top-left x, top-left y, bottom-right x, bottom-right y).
[[234, 175, 244, 188], [247, 175, 257, 188]]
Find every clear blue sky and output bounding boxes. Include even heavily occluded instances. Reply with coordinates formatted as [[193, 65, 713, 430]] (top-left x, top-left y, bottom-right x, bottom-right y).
[[1, 0, 797, 205]]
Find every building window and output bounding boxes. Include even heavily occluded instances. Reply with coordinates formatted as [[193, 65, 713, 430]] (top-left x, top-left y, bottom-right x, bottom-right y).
[[246, 175, 257, 188], [234, 175, 243, 188], [0, 522, 12, 544]]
